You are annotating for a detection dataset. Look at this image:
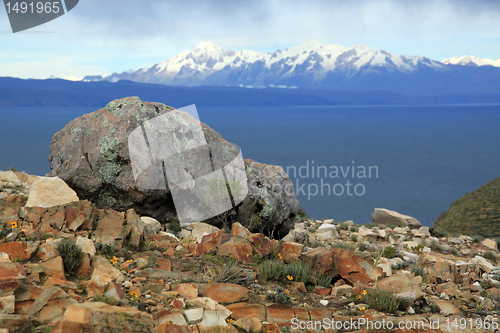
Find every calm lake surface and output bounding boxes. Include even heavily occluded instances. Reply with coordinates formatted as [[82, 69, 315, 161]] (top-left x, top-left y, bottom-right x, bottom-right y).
[[1, 104, 499, 227]]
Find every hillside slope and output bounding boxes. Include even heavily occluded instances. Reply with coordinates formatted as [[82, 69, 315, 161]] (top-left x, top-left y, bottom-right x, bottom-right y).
[[433, 177, 500, 237]]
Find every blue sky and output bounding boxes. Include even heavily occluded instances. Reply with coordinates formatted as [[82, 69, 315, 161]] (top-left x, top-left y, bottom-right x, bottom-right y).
[[1, 0, 499, 79]]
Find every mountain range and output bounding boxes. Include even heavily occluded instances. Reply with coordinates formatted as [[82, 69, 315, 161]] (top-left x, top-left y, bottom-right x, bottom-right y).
[[83, 41, 500, 95]]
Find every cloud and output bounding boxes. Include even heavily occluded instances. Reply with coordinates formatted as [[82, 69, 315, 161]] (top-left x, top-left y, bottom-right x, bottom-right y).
[[1, 0, 499, 78]]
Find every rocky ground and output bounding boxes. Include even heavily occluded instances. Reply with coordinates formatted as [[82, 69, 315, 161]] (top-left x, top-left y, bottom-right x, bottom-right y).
[[0, 169, 499, 333]]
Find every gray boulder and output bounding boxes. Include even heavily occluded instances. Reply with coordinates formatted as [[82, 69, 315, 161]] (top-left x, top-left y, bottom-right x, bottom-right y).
[[49, 97, 299, 235], [372, 208, 422, 228]]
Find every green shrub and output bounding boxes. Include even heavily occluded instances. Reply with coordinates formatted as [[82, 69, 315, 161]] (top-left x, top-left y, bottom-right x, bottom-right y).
[[391, 260, 416, 271], [297, 207, 309, 220], [350, 235, 358, 243], [338, 222, 349, 230], [94, 294, 117, 305], [483, 251, 497, 262], [310, 240, 325, 248], [361, 289, 406, 314], [100, 244, 115, 257], [267, 287, 291, 304], [332, 242, 354, 251], [350, 226, 358, 232], [285, 263, 310, 283], [411, 244, 425, 254], [410, 267, 424, 277], [204, 259, 246, 284], [8, 167, 17, 172], [169, 219, 182, 234], [259, 259, 286, 281], [358, 242, 368, 251], [449, 248, 458, 256], [57, 238, 82, 275], [311, 273, 333, 287], [429, 228, 449, 238], [382, 246, 397, 258], [472, 235, 484, 243]]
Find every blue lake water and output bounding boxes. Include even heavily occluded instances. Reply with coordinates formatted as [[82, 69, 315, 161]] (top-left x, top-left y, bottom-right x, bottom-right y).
[[1, 104, 499, 227]]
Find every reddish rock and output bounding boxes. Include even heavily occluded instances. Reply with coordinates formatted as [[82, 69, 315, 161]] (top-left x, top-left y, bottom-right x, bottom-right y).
[[43, 277, 77, 290], [0, 295, 15, 314], [217, 236, 254, 262], [231, 222, 252, 238], [170, 298, 185, 309], [93, 209, 126, 250], [292, 281, 307, 293], [156, 258, 171, 271], [163, 247, 175, 258], [28, 287, 77, 325], [36, 240, 61, 261], [173, 283, 198, 299], [64, 200, 96, 232], [204, 283, 249, 304], [262, 322, 281, 333], [294, 307, 309, 320], [313, 286, 331, 296], [233, 316, 262, 332], [60, 302, 154, 332], [374, 274, 423, 298], [226, 303, 266, 321], [0, 241, 38, 262], [198, 229, 225, 253], [33, 256, 66, 281], [247, 232, 273, 257], [299, 247, 334, 276], [0, 262, 25, 282], [104, 281, 125, 301], [49, 319, 84, 333], [88, 256, 125, 287], [0, 314, 31, 333], [310, 308, 331, 320], [266, 307, 295, 323], [74, 253, 93, 278], [0, 281, 20, 297], [124, 209, 144, 247], [157, 321, 193, 333], [279, 241, 305, 263], [332, 248, 383, 284]]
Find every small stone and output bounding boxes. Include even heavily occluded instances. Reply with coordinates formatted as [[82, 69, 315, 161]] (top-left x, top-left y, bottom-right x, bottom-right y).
[[319, 300, 328, 306]]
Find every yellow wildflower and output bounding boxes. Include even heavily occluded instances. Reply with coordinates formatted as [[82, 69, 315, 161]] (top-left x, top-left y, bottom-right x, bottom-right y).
[[360, 307, 366, 311], [356, 295, 361, 299], [111, 256, 118, 265], [130, 291, 139, 298], [287, 275, 293, 281], [362, 289, 367, 296], [10, 221, 18, 229], [285, 289, 290, 295], [226, 318, 233, 324]]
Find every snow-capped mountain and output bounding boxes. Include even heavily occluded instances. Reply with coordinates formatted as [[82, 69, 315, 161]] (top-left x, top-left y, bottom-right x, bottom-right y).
[[94, 40, 443, 88], [442, 55, 500, 67], [82, 41, 500, 94]]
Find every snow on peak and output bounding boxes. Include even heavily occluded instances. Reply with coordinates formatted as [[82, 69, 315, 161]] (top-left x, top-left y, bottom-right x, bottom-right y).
[[139, 41, 442, 78], [193, 41, 226, 57], [442, 55, 500, 67]]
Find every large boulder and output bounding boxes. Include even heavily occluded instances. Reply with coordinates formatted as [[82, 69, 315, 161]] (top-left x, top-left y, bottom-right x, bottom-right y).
[[49, 97, 299, 235], [372, 208, 422, 228], [236, 159, 299, 237]]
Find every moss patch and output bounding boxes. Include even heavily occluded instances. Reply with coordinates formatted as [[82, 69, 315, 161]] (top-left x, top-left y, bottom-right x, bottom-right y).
[[99, 136, 123, 182]]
